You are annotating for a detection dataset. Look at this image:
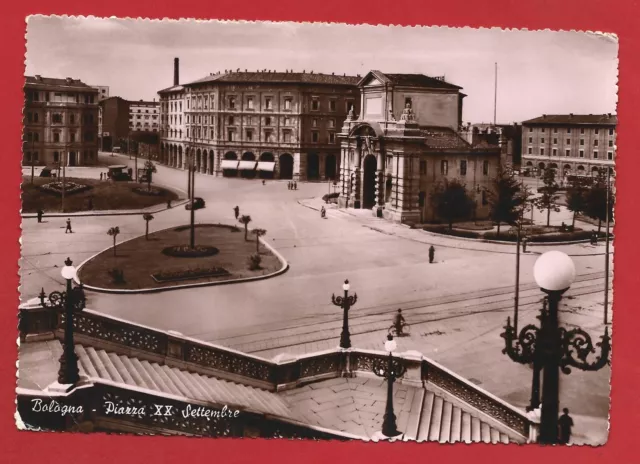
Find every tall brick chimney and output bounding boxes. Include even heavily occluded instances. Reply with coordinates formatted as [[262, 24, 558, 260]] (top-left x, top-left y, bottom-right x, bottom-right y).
[[174, 58, 179, 86]]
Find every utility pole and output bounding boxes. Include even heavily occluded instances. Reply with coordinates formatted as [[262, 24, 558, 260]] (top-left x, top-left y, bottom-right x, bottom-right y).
[[61, 146, 67, 213]]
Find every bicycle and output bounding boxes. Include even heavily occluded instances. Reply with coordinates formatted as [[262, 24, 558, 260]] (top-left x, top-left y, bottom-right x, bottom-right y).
[[388, 322, 411, 337]]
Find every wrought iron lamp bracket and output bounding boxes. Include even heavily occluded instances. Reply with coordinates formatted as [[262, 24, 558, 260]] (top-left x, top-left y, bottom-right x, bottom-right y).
[[559, 326, 611, 374]]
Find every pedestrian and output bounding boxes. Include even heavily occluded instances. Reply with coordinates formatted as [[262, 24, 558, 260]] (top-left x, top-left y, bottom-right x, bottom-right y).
[[429, 245, 435, 264], [287, 181, 291, 190], [393, 309, 406, 336], [234, 205, 240, 220], [522, 237, 528, 253], [320, 206, 326, 218], [37, 209, 43, 223], [294, 181, 298, 190], [100, 172, 103, 181], [558, 408, 574, 444], [65, 218, 73, 234]]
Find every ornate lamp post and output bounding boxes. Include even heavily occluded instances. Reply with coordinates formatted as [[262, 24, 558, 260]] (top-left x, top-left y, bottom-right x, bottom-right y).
[[501, 251, 610, 444], [331, 279, 357, 349], [39, 258, 86, 386], [373, 335, 406, 438]]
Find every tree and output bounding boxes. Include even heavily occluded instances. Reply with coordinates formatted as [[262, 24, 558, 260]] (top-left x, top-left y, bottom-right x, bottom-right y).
[[252, 228, 267, 253], [487, 167, 527, 238], [585, 169, 614, 234], [143, 213, 154, 240], [429, 179, 474, 230], [565, 178, 588, 228], [533, 166, 561, 227], [143, 160, 157, 191], [238, 215, 252, 241], [107, 226, 120, 257]]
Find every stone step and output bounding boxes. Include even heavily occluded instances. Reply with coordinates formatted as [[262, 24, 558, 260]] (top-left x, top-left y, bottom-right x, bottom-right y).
[[416, 390, 435, 442], [403, 388, 424, 440]]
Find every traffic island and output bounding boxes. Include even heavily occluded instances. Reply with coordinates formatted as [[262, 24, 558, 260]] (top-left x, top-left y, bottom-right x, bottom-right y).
[[21, 176, 179, 213], [77, 224, 285, 292]]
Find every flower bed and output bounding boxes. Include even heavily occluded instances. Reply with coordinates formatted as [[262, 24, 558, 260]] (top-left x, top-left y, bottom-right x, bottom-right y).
[[132, 186, 163, 196], [162, 245, 219, 258], [151, 267, 230, 283], [38, 181, 92, 196]]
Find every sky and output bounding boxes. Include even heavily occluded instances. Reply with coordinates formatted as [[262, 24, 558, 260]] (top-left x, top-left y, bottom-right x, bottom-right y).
[[25, 17, 619, 124]]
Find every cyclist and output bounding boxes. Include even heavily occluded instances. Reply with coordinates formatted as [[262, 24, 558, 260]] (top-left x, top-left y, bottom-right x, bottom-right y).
[[393, 309, 406, 336]]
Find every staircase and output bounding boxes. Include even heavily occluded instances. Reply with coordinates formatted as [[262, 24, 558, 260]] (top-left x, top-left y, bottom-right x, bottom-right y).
[[413, 390, 511, 443], [71, 344, 292, 419]]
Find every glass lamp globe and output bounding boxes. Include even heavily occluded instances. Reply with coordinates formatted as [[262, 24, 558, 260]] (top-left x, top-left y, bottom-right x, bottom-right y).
[[533, 251, 576, 291], [343, 280, 350, 292], [385, 335, 397, 353], [61, 263, 77, 281]]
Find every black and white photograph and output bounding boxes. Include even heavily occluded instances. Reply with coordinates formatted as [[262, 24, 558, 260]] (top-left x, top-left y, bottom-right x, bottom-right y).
[[17, 17, 616, 445]]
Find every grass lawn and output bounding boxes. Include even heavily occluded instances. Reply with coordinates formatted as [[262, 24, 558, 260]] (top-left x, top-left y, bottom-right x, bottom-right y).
[[21, 176, 179, 213], [78, 224, 282, 290]]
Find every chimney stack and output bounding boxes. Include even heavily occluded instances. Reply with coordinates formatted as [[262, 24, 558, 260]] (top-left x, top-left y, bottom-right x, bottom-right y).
[[174, 58, 179, 86]]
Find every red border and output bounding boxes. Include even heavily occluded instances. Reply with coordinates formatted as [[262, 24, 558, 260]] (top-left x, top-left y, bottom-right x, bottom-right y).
[[2, 1, 638, 462]]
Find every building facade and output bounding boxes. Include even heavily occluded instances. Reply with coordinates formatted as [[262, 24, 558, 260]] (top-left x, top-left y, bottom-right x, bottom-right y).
[[92, 85, 110, 101], [521, 114, 617, 179], [129, 99, 160, 133], [23, 75, 99, 166], [98, 97, 131, 152], [460, 123, 523, 168], [338, 71, 501, 224], [157, 60, 360, 180]]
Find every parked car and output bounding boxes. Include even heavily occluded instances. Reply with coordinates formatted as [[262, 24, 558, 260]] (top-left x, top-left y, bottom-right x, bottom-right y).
[[185, 197, 206, 210], [39, 167, 52, 177]]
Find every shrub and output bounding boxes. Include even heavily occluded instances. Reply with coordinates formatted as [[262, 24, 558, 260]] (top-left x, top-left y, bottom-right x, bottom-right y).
[[422, 225, 481, 239], [248, 253, 262, 270], [162, 245, 219, 258], [322, 192, 340, 204], [108, 269, 125, 284]]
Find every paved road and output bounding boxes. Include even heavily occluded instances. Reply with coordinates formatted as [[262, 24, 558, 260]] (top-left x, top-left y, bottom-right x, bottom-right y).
[[20, 153, 612, 444]]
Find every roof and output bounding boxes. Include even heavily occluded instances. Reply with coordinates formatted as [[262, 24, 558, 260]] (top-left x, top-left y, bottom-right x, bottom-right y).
[[360, 71, 462, 90], [24, 75, 97, 92], [522, 114, 617, 125], [183, 71, 360, 87], [420, 127, 472, 150], [129, 100, 159, 106], [157, 84, 184, 94]]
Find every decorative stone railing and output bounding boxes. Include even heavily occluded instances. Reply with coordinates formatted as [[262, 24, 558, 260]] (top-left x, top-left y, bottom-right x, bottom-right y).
[[19, 302, 533, 439]]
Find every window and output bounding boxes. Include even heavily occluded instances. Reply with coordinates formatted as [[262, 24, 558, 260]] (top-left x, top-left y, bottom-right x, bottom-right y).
[[229, 97, 236, 109], [567, 128, 571, 134], [460, 160, 467, 176], [346, 101, 354, 113], [405, 97, 412, 107], [284, 98, 292, 110], [554, 128, 558, 133], [33, 133, 39, 142], [541, 137, 545, 143], [579, 150, 584, 158], [228, 130, 234, 142], [529, 127, 533, 133], [528, 137, 533, 143], [552, 149, 557, 156], [595, 128, 599, 135], [608, 151, 613, 160], [540, 148, 545, 156], [246, 130, 253, 141], [580, 139, 585, 145], [34, 113, 39, 123], [210, 129, 215, 139], [553, 138, 558, 144], [566, 149, 570, 157], [145, 110, 149, 114], [609, 140, 614, 147], [483, 160, 489, 175], [580, 128, 585, 134], [70, 132, 76, 143], [284, 117, 291, 126], [593, 151, 598, 159], [312, 118, 318, 127], [420, 159, 427, 175], [265, 97, 272, 110], [329, 100, 336, 111], [594, 140, 599, 147], [312, 131, 319, 143], [228, 116, 234, 125], [265, 130, 273, 142], [311, 99, 319, 111], [566, 138, 570, 145], [541, 128, 545, 133], [609, 128, 614, 136], [247, 116, 253, 126], [52, 113, 62, 123], [247, 97, 254, 110], [265, 117, 271, 126], [283, 130, 292, 143], [441, 160, 448, 175], [328, 119, 335, 128], [329, 132, 335, 143], [527, 147, 532, 154], [53, 151, 59, 163]]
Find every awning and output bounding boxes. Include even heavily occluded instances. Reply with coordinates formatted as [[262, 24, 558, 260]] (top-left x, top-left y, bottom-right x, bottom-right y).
[[256, 162, 276, 172], [238, 161, 257, 170], [221, 160, 239, 170]]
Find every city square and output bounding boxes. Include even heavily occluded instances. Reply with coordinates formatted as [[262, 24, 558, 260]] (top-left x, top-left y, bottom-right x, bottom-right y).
[[17, 18, 615, 445]]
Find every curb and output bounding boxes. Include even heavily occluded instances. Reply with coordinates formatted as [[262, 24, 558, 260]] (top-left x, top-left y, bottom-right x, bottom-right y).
[[418, 228, 613, 247], [75, 224, 289, 294]]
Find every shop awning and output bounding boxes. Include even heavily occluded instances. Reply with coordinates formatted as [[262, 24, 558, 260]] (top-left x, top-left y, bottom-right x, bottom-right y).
[[238, 161, 257, 170], [221, 160, 239, 170], [256, 162, 276, 172]]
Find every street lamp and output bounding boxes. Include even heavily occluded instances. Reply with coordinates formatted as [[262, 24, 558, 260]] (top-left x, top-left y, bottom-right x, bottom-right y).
[[331, 279, 358, 349], [38, 258, 86, 386], [373, 334, 406, 438], [501, 251, 611, 444]]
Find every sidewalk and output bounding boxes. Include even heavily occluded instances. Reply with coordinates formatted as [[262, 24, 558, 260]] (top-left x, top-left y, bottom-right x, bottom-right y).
[[299, 197, 611, 257]]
